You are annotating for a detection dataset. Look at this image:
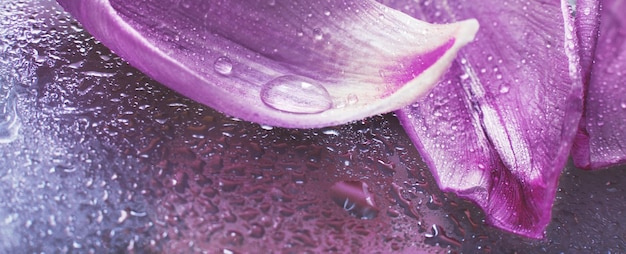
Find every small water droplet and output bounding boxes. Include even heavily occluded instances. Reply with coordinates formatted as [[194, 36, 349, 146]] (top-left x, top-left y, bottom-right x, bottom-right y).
[[424, 224, 462, 248], [330, 181, 379, 219], [117, 210, 129, 224], [249, 223, 265, 238], [347, 93, 358, 105], [214, 56, 233, 75], [223, 230, 244, 246], [313, 28, 323, 41], [260, 75, 332, 114], [499, 84, 510, 94], [620, 102, 626, 109]]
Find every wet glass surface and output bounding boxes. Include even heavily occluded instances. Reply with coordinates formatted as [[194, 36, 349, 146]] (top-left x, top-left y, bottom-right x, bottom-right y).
[[0, 0, 624, 253]]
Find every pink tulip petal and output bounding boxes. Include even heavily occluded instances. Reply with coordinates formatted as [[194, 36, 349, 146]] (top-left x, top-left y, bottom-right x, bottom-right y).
[[55, 0, 478, 128], [394, 0, 584, 238], [573, 0, 626, 169]]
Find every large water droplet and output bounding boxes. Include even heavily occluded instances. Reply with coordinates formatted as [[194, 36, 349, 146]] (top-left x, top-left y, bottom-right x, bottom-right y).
[[260, 75, 332, 114], [0, 91, 21, 144], [214, 56, 233, 75], [330, 181, 379, 219]]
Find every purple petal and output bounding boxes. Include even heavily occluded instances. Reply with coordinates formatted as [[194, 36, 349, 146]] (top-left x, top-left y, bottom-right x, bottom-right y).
[[55, 0, 478, 128], [572, 0, 626, 169], [393, 0, 584, 238], [575, 0, 601, 82]]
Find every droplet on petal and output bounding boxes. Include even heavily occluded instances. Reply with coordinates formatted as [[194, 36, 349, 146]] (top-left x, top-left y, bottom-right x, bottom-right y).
[[261, 75, 332, 114], [55, 0, 478, 128], [214, 56, 233, 76]]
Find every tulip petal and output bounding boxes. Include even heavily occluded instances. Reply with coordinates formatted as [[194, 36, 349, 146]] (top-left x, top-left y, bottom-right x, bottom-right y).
[[393, 0, 583, 238], [575, 0, 601, 82], [573, 0, 626, 169], [55, 0, 478, 128]]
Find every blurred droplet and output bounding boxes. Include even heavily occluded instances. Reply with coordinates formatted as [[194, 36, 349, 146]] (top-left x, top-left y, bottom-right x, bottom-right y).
[[330, 181, 379, 219]]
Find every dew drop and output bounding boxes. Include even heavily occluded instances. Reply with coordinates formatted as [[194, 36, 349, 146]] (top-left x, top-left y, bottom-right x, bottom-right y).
[[313, 28, 323, 41], [214, 56, 233, 75], [499, 84, 510, 94], [330, 181, 379, 219], [249, 223, 265, 238], [347, 93, 358, 105], [260, 75, 332, 114], [0, 91, 21, 144], [620, 102, 626, 109]]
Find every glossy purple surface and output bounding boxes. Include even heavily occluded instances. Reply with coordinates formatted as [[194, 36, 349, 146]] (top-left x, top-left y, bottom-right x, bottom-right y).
[[0, 0, 625, 253]]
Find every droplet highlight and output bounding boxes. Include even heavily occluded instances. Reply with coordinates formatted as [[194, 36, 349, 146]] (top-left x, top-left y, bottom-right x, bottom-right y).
[[214, 56, 233, 75], [499, 84, 510, 94], [260, 75, 332, 114], [0, 91, 21, 144], [329, 180, 379, 219]]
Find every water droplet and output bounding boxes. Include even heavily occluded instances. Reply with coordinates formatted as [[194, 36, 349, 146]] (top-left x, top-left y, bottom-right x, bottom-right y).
[[330, 181, 379, 219], [223, 230, 244, 246], [117, 210, 129, 224], [499, 84, 510, 94], [424, 224, 462, 248], [0, 91, 21, 144], [347, 93, 358, 105], [313, 28, 323, 41], [249, 223, 265, 238], [620, 102, 626, 109], [260, 75, 332, 114], [214, 56, 233, 75]]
